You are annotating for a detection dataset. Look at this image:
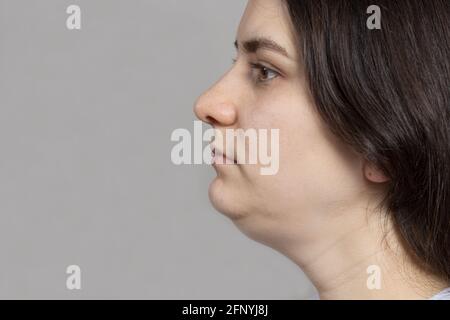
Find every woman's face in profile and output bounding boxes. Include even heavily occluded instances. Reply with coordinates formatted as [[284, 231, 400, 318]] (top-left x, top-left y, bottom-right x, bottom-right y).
[[195, 0, 381, 250]]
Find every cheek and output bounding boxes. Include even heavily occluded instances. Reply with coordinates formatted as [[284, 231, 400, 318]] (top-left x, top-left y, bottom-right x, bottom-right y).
[[279, 113, 364, 213], [242, 95, 364, 216]]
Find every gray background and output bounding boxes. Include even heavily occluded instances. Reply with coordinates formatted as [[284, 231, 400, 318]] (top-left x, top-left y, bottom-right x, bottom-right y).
[[0, 0, 314, 299]]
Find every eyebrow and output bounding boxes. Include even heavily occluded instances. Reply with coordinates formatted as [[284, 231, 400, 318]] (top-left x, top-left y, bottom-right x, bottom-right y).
[[234, 37, 290, 58]]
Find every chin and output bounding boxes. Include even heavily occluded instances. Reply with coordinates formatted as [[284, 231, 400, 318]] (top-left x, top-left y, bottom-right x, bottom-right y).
[[208, 176, 249, 221], [208, 177, 285, 251]]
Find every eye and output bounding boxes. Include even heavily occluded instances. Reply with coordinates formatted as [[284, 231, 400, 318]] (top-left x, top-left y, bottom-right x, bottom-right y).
[[249, 62, 279, 84]]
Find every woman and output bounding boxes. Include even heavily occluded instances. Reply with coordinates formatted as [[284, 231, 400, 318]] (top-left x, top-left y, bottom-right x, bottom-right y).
[[194, 0, 450, 299]]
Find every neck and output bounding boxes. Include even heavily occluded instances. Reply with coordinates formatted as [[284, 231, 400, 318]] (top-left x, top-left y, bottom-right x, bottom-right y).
[[285, 208, 447, 299]]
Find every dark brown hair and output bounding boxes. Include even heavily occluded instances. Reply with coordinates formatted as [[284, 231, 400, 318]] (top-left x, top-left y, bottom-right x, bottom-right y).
[[284, 0, 450, 281]]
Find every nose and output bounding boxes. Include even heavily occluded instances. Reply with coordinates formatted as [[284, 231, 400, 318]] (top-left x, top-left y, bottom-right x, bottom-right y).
[[194, 79, 238, 127]]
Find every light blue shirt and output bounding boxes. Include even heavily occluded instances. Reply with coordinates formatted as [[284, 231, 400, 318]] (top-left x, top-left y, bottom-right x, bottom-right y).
[[308, 287, 450, 300], [430, 288, 450, 300]]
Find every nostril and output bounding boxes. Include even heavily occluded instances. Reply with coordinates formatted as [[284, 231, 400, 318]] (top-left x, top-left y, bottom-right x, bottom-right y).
[[205, 116, 217, 125]]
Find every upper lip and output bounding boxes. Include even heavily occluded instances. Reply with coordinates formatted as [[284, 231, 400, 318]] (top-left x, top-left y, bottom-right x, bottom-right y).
[[211, 145, 237, 164]]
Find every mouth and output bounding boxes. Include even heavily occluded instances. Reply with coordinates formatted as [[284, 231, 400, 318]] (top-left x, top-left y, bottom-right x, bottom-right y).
[[211, 147, 237, 165]]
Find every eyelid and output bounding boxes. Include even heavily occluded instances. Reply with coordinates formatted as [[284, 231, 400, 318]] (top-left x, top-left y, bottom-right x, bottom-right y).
[[232, 56, 282, 74], [231, 56, 283, 85], [249, 62, 281, 83], [249, 62, 280, 74]]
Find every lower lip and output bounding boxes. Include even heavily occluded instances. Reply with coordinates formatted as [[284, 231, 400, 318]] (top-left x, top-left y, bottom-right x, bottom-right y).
[[212, 152, 236, 165]]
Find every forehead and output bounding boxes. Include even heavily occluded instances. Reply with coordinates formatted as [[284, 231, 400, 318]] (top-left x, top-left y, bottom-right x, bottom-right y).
[[237, 0, 296, 55]]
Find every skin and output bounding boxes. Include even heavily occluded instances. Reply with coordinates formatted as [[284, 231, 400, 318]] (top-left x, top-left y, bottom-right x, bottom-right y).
[[194, 0, 447, 299]]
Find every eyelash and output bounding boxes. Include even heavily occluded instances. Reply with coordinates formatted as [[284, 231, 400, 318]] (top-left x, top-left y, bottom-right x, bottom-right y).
[[232, 58, 280, 85]]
